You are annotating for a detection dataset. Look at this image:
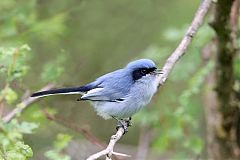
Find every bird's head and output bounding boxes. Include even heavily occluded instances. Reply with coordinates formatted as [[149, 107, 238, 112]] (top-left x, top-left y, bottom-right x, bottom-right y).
[[126, 59, 162, 81]]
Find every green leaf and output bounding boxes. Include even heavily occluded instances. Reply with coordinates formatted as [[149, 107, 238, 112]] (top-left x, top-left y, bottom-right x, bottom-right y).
[[0, 120, 34, 159], [134, 108, 159, 126], [183, 137, 204, 154], [153, 132, 170, 152], [15, 142, 33, 158], [54, 134, 72, 150], [29, 13, 67, 41], [45, 150, 71, 160], [41, 54, 67, 83], [0, 45, 31, 83], [1, 87, 18, 104], [45, 133, 72, 160], [5, 151, 25, 160], [18, 122, 39, 134]]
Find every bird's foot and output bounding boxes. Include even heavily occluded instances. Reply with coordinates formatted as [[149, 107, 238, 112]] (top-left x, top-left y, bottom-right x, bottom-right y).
[[125, 117, 132, 126], [115, 117, 132, 134]]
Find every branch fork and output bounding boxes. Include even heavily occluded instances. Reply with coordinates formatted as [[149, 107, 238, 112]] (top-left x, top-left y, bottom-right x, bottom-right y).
[[86, 127, 131, 160]]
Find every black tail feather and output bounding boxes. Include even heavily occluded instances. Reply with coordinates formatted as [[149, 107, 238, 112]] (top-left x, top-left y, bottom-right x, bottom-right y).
[[31, 86, 87, 97]]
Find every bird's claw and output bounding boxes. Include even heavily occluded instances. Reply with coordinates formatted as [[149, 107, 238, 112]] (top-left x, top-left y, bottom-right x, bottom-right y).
[[116, 118, 132, 134], [125, 118, 132, 126]]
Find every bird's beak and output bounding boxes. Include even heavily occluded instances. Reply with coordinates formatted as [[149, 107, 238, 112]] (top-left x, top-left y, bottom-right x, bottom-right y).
[[152, 69, 163, 75]]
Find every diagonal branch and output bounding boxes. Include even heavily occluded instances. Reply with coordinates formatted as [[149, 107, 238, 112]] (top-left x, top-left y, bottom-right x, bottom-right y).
[[87, 0, 212, 159], [157, 0, 212, 86], [42, 109, 107, 149], [2, 83, 56, 123]]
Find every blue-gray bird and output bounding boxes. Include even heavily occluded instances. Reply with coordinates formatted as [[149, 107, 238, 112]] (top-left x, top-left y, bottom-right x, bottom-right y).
[[31, 59, 162, 131]]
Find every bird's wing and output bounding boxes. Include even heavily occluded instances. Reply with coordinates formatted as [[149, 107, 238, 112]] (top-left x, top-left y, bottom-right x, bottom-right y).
[[80, 69, 133, 102], [81, 87, 125, 102]]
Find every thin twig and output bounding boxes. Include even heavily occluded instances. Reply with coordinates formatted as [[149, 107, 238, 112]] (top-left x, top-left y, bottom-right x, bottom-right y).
[[2, 83, 56, 123], [87, 0, 212, 159], [42, 109, 107, 148]]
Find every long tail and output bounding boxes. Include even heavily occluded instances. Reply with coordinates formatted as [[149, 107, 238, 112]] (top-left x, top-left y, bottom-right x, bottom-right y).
[[31, 86, 88, 98]]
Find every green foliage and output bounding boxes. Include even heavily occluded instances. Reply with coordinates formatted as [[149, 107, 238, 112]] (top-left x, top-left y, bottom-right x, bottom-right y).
[[234, 56, 240, 79], [0, 44, 67, 158], [29, 13, 67, 41], [0, 120, 38, 160], [18, 122, 39, 134], [1, 87, 18, 105], [0, 45, 31, 106], [0, 0, 68, 45], [0, 44, 67, 159], [41, 54, 67, 83], [0, 0, 37, 45], [135, 108, 160, 127], [0, 45, 37, 160], [153, 61, 214, 157], [0, 45, 31, 83], [0, 45, 67, 160], [45, 133, 72, 160]]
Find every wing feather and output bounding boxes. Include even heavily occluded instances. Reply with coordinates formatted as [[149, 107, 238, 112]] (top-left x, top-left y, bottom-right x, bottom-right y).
[[80, 69, 132, 102]]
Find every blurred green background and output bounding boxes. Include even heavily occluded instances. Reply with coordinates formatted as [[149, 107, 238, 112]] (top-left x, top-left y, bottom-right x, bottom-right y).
[[0, 0, 216, 159]]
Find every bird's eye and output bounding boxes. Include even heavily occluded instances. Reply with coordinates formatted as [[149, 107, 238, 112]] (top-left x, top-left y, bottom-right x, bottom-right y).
[[140, 69, 147, 75]]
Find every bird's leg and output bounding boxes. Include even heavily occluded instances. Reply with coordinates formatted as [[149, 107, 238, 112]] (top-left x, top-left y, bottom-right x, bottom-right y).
[[112, 116, 126, 131], [112, 116, 132, 134], [117, 119, 129, 134], [125, 117, 132, 127]]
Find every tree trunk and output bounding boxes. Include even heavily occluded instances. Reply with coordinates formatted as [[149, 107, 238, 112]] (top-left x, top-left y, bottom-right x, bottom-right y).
[[206, 0, 240, 159]]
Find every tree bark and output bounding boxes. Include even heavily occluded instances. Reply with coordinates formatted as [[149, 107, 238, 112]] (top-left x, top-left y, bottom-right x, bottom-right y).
[[207, 0, 240, 159]]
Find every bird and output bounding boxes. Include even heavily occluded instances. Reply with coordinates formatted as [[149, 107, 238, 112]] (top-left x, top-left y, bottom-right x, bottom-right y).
[[31, 59, 162, 132]]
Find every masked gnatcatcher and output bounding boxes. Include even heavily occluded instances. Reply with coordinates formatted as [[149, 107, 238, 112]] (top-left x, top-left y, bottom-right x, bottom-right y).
[[31, 59, 162, 132]]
